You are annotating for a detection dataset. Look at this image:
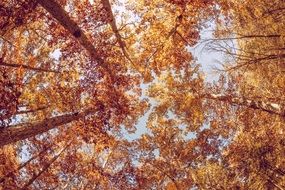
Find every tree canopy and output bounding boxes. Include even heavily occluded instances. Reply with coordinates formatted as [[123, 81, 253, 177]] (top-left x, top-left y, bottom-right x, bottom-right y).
[[0, 0, 285, 189]]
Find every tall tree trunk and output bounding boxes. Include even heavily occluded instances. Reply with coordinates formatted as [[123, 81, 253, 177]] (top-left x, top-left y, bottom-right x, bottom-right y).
[[36, 0, 112, 75], [203, 93, 285, 117], [0, 108, 95, 147], [37, 0, 101, 61]]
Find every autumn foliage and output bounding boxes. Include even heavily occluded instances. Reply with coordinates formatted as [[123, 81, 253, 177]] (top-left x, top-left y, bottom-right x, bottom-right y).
[[0, 0, 285, 189]]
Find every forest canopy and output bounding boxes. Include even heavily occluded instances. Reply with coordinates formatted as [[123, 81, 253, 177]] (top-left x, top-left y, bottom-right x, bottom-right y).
[[0, 0, 285, 189]]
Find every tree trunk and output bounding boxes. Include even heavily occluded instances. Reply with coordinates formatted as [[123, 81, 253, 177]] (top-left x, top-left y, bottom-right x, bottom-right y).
[[0, 108, 95, 147], [37, 0, 101, 60], [203, 93, 285, 117], [37, 0, 112, 74]]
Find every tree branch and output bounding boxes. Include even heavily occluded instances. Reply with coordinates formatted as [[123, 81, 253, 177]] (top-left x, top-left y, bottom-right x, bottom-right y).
[[101, 0, 134, 65], [0, 144, 53, 183], [36, 0, 104, 64], [0, 61, 59, 73], [20, 141, 71, 189]]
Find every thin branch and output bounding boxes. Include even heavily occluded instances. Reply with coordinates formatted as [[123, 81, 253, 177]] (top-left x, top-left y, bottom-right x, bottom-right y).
[[202, 34, 281, 42], [101, 0, 134, 65], [20, 141, 72, 189], [15, 106, 48, 115], [0, 144, 53, 183], [267, 176, 285, 190], [202, 93, 285, 117], [224, 54, 285, 72], [0, 61, 60, 73], [147, 162, 180, 190], [144, 19, 180, 67]]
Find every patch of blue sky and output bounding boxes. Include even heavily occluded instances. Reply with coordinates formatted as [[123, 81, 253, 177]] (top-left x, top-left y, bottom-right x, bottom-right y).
[[49, 48, 62, 61], [19, 144, 31, 163], [177, 123, 198, 140], [121, 104, 152, 141], [188, 21, 226, 82]]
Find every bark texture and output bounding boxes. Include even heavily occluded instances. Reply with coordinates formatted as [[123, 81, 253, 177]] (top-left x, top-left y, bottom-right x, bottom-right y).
[[204, 93, 285, 117], [37, 0, 101, 61], [0, 108, 95, 147]]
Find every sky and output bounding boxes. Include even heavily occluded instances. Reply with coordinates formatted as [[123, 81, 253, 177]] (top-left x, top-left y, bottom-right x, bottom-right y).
[[189, 23, 225, 82]]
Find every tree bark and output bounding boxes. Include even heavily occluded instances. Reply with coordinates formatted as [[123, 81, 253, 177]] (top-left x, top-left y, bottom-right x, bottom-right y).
[[15, 106, 48, 115], [203, 93, 285, 117], [37, 0, 112, 75], [0, 108, 95, 147], [37, 0, 101, 61]]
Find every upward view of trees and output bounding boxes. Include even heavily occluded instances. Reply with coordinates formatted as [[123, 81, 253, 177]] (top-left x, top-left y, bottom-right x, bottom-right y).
[[0, 0, 284, 189]]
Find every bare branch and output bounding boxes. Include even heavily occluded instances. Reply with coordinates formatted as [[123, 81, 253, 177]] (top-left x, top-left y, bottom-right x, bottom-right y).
[[20, 141, 72, 189], [0, 60, 60, 73]]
